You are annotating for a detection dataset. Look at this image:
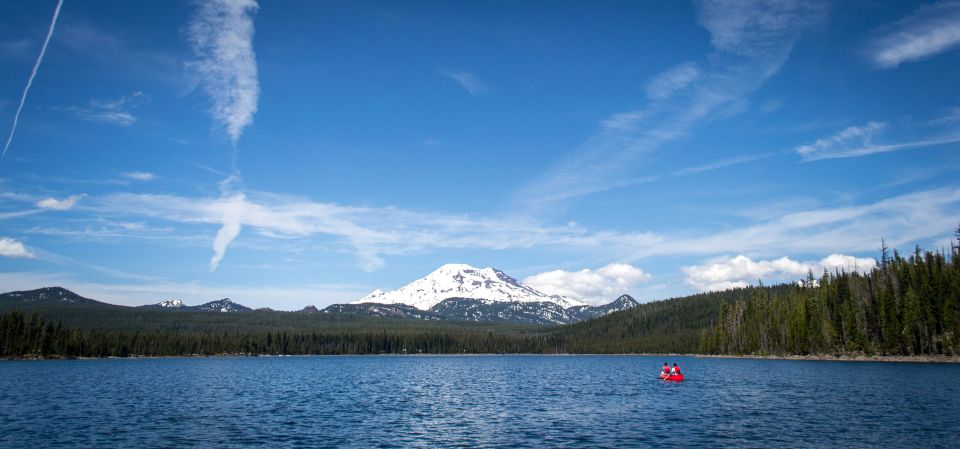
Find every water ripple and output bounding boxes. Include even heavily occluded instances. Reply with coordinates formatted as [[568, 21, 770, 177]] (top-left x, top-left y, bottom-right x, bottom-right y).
[[1, 356, 958, 448]]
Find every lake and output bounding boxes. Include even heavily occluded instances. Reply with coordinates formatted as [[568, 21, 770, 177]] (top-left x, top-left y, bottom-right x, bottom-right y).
[[1, 355, 958, 447]]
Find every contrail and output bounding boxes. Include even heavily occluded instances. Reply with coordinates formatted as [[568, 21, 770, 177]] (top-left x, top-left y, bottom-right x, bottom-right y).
[[1, 0, 64, 162]]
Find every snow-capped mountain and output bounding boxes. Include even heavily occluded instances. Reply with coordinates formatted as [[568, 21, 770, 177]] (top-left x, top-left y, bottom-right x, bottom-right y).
[[338, 263, 641, 324], [354, 263, 585, 310], [195, 298, 250, 313], [138, 297, 252, 312]]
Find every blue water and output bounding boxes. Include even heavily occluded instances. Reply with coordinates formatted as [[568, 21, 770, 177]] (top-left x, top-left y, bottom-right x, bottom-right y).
[[1, 356, 958, 448]]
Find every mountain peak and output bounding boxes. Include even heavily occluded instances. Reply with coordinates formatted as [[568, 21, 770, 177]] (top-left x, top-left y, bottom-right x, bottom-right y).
[[354, 264, 585, 310], [433, 263, 479, 272], [158, 299, 184, 308], [196, 297, 250, 313]]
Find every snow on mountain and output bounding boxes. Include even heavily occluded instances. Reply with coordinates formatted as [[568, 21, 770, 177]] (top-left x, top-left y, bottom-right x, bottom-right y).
[[353, 263, 586, 310], [138, 297, 252, 312], [196, 298, 251, 313], [0, 287, 100, 305]]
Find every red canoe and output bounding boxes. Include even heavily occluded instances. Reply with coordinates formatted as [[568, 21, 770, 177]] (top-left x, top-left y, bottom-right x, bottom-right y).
[[659, 372, 684, 381]]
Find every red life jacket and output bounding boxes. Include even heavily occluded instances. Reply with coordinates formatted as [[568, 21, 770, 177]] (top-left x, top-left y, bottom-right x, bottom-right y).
[[671, 366, 681, 374], [662, 366, 670, 373]]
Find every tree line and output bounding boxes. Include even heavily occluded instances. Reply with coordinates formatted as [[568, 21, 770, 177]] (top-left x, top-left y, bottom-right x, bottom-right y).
[[0, 311, 571, 358], [3, 229, 958, 358], [699, 233, 960, 356]]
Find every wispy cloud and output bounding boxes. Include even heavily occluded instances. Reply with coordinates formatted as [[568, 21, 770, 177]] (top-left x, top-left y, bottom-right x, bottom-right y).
[[795, 121, 887, 159], [187, 0, 260, 144], [0, 210, 44, 220], [801, 135, 960, 161], [93, 188, 599, 271], [184, 160, 229, 177], [81, 183, 958, 273], [523, 263, 651, 304], [514, 0, 826, 214], [36, 194, 85, 211], [869, 1, 960, 69], [795, 112, 960, 161], [0, 237, 35, 258], [1, 0, 63, 162], [57, 91, 146, 126], [121, 171, 156, 182], [671, 152, 777, 176], [26, 218, 183, 243], [635, 188, 960, 261], [440, 70, 487, 96], [644, 61, 700, 100]]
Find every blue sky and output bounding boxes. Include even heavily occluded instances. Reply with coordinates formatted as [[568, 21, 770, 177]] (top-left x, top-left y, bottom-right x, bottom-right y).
[[1, 0, 958, 309]]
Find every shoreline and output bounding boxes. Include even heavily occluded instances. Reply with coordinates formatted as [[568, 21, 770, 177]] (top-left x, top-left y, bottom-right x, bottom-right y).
[[4, 353, 959, 363], [692, 353, 960, 363]]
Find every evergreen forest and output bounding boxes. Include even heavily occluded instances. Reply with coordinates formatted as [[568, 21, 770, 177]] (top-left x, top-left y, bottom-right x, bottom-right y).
[[3, 230, 959, 359]]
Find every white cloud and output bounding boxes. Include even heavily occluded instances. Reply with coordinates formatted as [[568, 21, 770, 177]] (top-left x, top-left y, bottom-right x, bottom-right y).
[[794, 121, 887, 159], [122, 171, 156, 182], [35, 194, 85, 211], [870, 1, 960, 69], [648, 188, 960, 261], [187, 0, 260, 143], [59, 91, 146, 126], [26, 218, 182, 242], [0, 237, 35, 258], [682, 253, 876, 292], [696, 0, 824, 55], [79, 186, 959, 274], [440, 70, 487, 96], [524, 263, 651, 304], [85, 110, 137, 126], [0, 210, 44, 220], [209, 192, 244, 271], [599, 111, 647, 131], [795, 116, 960, 161], [645, 62, 699, 100], [819, 254, 877, 273], [671, 152, 776, 176], [514, 0, 825, 213]]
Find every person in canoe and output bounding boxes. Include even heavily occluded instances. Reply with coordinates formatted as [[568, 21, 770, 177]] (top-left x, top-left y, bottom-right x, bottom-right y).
[[670, 363, 681, 376], [660, 363, 684, 380]]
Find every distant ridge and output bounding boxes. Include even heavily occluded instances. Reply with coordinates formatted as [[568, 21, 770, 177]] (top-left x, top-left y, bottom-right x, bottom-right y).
[[139, 297, 251, 312], [0, 281, 640, 324], [0, 287, 254, 313], [0, 287, 108, 307]]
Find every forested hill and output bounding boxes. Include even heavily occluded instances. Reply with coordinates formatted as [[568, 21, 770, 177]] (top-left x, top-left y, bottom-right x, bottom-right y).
[[0, 287, 754, 357], [700, 242, 960, 356], [2, 233, 959, 358], [0, 281, 770, 357]]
